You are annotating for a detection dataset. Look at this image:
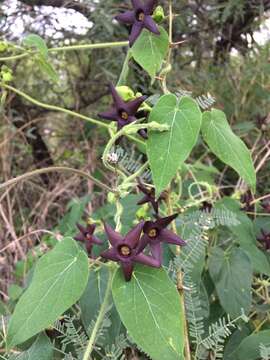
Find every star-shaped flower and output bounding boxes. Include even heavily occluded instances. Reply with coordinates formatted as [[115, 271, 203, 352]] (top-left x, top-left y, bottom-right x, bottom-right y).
[[115, 0, 160, 47], [74, 223, 102, 257], [140, 214, 186, 265], [257, 229, 270, 251], [137, 181, 165, 214], [98, 84, 147, 139], [101, 221, 160, 281]]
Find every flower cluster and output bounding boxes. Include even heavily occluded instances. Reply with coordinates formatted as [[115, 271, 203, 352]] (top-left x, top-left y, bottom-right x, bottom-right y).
[[74, 184, 186, 281]]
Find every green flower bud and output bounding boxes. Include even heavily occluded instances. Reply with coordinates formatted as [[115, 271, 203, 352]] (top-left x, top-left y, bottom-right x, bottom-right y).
[[2, 72, 13, 82], [116, 86, 135, 101], [0, 41, 8, 53], [136, 204, 149, 219], [153, 6, 165, 24], [107, 192, 116, 204]]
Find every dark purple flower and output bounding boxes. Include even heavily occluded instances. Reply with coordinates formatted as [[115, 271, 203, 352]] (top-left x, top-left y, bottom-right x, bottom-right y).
[[115, 0, 160, 47], [257, 229, 270, 251], [262, 199, 270, 213], [74, 223, 102, 257], [137, 181, 165, 214], [101, 221, 160, 281], [98, 84, 147, 139], [140, 214, 186, 265]]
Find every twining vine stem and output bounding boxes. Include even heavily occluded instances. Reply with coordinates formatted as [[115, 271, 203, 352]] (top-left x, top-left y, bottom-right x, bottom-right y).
[[0, 41, 129, 62], [0, 166, 114, 193], [82, 267, 114, 360], [0, 83, 145, 147]]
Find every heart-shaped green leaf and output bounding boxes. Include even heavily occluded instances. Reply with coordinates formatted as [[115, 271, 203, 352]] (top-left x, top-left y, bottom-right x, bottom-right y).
[[112, 265, 184, 360], [131, 27, 169, 82], [147, 94, 202, 195], [7, 237, 89, 348], [201, 109, 256, 191]]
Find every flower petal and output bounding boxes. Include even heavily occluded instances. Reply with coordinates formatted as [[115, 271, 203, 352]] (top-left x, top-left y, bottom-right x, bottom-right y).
[[125, 95, 147, 115], [85, 242, 93, 255], [92, 236, 103, 245], [124, 221, 145, 248], [129, 22, 143, 47], [138, 183, 149, 195], [136, 233, 150, 253], [160, 228, 186, 246], [150, 198, 159, 213], [137, 194, 149, 205], [98, 108, 118, 121], [144, 0, 157, 14], [115, 10, 135, 24], [156, 213, 178, 229], [149, 242, 162, 265], [135, 253, 161, 268], [131, 0, 143, 9], [109, 83, 125, 109], [103, 222, 123, 246], [76, 223, 86, 234], [143, 16, 160, 34], [74, 233, 85, 242], [101, 247, 119, 261], [86, 224, 96, 235], [121, 261, 134, 281]]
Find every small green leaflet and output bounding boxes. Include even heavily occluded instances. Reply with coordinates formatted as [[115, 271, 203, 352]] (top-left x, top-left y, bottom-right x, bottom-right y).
[[201, 109, 256, 191], [112, 265, 184, 360], [23, 34, 59, 82], [147, 94, 202, 195], [209, 247, 252, 318], [7, 237, 89, 348], [12, 333, 53, 360], [23, 34, 48, 58], [131, 27, 169, 82]]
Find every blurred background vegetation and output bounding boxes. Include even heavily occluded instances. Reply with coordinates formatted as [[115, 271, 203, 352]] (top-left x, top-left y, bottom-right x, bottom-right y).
[[0, 0, 270, 294]]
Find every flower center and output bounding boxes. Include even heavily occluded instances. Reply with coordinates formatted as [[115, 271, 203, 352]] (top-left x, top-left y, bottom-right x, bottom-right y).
[[148, 228, 158, 238], [120, 111, 129, 120], [136, 10, 145, 22], [119, 245, 131, 257], [86, 233, 92, 240]]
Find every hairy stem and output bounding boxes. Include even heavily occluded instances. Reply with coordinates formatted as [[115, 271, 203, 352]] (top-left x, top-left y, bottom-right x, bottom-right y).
[[0, 83, 144, 146], [167, 193, 192, 360], [0, 41, 129, 62], [0, 166, 114, 193], [82, 267, 113, 360], [102, 121, 168, 176]]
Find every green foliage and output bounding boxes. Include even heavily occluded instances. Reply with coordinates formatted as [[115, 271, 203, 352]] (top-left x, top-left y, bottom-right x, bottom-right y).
[[11, 333, 53, 360], [216, 198, 270, 275], [201, 109, 256, 191], [209, 247, 252, 318], [7, 238, 89, 348], [23, 34, 48, 58], [112, 265, 185, 360], [147, 95, 202, 195], [232, 330, 270, 360], [131, 27, 169, 82]]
